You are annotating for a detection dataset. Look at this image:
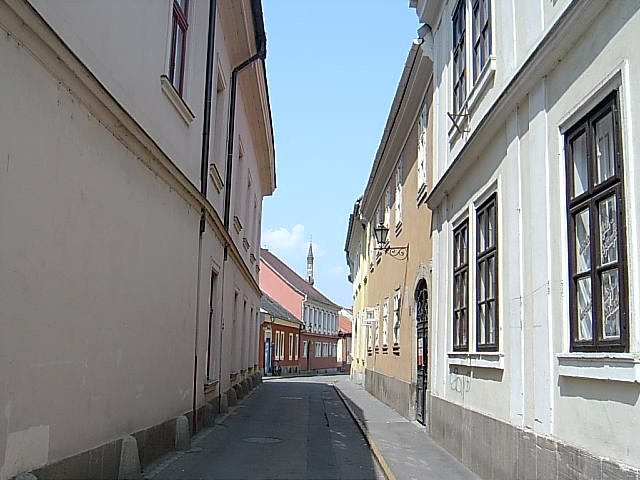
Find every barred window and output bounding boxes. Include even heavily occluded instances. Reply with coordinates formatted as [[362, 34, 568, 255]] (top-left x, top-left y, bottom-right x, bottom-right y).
[[565, 93, 628, 352], [476, 195, 498, 351], [453, 220, 469, 351]]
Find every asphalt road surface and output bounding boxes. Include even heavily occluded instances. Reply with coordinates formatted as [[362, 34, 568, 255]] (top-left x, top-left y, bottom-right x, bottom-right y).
[[147, 376, 385, 480]]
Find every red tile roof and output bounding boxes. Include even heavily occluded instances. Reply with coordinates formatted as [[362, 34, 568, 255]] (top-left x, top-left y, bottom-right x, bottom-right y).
[[260, 248, 339, 309]]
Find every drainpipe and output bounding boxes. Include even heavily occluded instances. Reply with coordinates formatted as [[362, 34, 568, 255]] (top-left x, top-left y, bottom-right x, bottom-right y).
[[219, 0, 267, 410], [192, 0, 217, 436]]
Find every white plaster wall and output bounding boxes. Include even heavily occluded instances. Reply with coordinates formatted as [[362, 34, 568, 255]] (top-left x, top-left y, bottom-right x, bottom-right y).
[[29, 0, 210, 188], [543, 1, 640, 466], [0, 4, 267, 476], [429, 0, 640, 468], [0, 31, 199, 476]]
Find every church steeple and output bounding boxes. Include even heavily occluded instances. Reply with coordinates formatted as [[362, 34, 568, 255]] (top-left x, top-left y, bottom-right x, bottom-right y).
[[307, 239, 314, 285]]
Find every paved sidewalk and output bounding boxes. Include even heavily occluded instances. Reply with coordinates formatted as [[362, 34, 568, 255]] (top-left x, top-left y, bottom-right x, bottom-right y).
[[332, 377, 480, 480]]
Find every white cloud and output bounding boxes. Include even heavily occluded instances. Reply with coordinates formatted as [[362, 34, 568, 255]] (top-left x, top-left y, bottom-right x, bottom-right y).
[[262, 224, 305, 250], [328, 266, 345, 275]]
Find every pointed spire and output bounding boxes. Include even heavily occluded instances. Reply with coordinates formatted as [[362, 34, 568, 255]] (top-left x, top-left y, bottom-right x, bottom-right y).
[[307, 237, 314, 285]]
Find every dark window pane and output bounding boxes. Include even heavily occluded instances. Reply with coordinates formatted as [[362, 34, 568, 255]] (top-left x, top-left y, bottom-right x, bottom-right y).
[[575, 209, 591, 274], [601, 269, 620, 339], [598, 195, 618, 266], [595, 112, 615, 185]]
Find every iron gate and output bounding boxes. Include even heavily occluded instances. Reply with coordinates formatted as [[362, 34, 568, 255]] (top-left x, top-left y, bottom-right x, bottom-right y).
[[416, 281, 428, 425]]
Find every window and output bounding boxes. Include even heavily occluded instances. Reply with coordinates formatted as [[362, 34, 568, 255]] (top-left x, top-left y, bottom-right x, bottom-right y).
[[169, 0, 189, 96], [374, 306, 380, 351], [295, 334, 299, 360], [565, 93, 628, 352], [452, 0, 493, 113], [383, 298, 389, 348], [385, 184, 392, 227], [395, 160, 403, 225], [303, 340, 308, 358], [393, 289, 402, 347], [289, 333, 294, 360], [476, 195, 498, 351], [472, 0, 491, 83], [453, 221, 469, 351], [315, 342, 321, 358], [452, 0, 466, 114], [417, 105, 428, 192], [366, 309, 374, 353]]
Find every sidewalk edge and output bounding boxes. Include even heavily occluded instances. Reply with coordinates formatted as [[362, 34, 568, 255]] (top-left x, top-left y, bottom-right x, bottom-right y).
[[332, 384, 396, 480]]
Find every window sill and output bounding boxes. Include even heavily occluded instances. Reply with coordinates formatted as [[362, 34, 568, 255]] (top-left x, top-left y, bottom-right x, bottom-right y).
[[448, 351, 504, 370], [204, 379, 218, 394], [417, 183, 428, 205], [557, 353, 640, 383], [466, 56, 496, 115], [160, 75, 195, 125], [209, 164, 224, 193], [447, 56, 496, 145]]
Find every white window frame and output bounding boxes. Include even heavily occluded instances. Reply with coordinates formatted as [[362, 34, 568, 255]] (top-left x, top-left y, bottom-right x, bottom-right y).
[[383, 297, 390, 348], [295, 334, 299, 360], [393, 289, 402, 346], [289, 333, 294, 360], [395, 159, 403, 226], [417, 103, 428, 195]]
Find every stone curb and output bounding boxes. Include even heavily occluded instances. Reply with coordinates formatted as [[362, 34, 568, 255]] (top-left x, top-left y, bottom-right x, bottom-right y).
[[332, 384, 396, 480]]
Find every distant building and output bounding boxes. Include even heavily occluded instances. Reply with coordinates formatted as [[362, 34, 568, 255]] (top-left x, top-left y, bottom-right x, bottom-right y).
[[337, 309, 353, 373], [259, 294, 303, 376], [261, 247, 340, 374]]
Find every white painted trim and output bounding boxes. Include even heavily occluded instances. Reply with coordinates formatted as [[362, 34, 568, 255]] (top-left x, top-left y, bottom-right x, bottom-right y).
[[467, 56, 496, 115], [160, 75, 195, 125], [448, 351, 505, 370], [557, 353, 640, 383]]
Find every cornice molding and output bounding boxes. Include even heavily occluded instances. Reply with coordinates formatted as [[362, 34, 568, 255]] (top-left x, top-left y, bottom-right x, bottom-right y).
[[1, 0, 261, 295]]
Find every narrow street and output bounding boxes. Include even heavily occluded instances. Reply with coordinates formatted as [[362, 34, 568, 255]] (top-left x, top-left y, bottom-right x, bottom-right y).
[[146, 377, 384, 480], [145, 375, 478, 480]]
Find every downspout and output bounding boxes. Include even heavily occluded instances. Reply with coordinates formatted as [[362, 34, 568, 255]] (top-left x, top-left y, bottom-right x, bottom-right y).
[[193, 0, 217, 436], [219, 0, 267, 409]]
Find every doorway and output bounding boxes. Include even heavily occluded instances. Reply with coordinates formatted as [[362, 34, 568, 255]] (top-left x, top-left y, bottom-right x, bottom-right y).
[[415, 280, 428, 425]]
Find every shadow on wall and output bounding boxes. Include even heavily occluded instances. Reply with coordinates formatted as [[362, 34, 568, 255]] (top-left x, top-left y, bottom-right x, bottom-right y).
[[558, 377, 640, 406]]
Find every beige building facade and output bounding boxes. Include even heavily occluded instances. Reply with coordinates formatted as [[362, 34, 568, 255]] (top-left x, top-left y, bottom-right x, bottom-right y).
[[0, 0, 274, 478], [346, 35, 434, 421]]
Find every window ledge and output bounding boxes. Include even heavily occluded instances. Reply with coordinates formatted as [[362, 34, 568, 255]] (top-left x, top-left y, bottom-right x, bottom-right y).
[[209, 164, 224, 193], [557, 353, 640, 383], [447, 56, 496, 145], [417, 183, 428, 205], [448, 351, 504, 370], [160, 75, 195, 125], [466, 56, 496, 115]]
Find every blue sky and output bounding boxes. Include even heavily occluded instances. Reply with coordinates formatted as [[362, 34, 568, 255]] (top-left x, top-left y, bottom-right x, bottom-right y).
[[261, 2, 419, 308]]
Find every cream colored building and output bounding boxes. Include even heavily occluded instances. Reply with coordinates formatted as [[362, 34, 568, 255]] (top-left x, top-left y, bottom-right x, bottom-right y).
[[0, 0, 274, 478], [412, 0, 640, 478], [346, 34, 434, 421]]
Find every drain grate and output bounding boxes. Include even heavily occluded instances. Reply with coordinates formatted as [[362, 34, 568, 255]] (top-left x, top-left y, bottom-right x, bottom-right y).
[[242, 436, 282, 444]]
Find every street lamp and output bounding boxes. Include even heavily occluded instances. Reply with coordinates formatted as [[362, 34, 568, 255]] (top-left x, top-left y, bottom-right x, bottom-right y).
[[374, 223, 408, 260]]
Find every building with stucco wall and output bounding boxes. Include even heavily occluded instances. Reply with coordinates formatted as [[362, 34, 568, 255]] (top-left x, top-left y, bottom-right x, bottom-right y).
[[345, 35, 434, 421], [411, 0, 640, 478], [0, 0, 274, 478]]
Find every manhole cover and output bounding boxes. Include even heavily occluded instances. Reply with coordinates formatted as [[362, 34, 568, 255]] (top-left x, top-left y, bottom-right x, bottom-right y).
[[243, 436, 282, 444]]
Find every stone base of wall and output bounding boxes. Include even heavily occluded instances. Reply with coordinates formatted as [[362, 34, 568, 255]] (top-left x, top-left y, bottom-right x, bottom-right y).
[[351, 370, 365, 386], [23, 372, 263, 480], [365, 369, 413, 419], [430, 395, 640, 480]]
